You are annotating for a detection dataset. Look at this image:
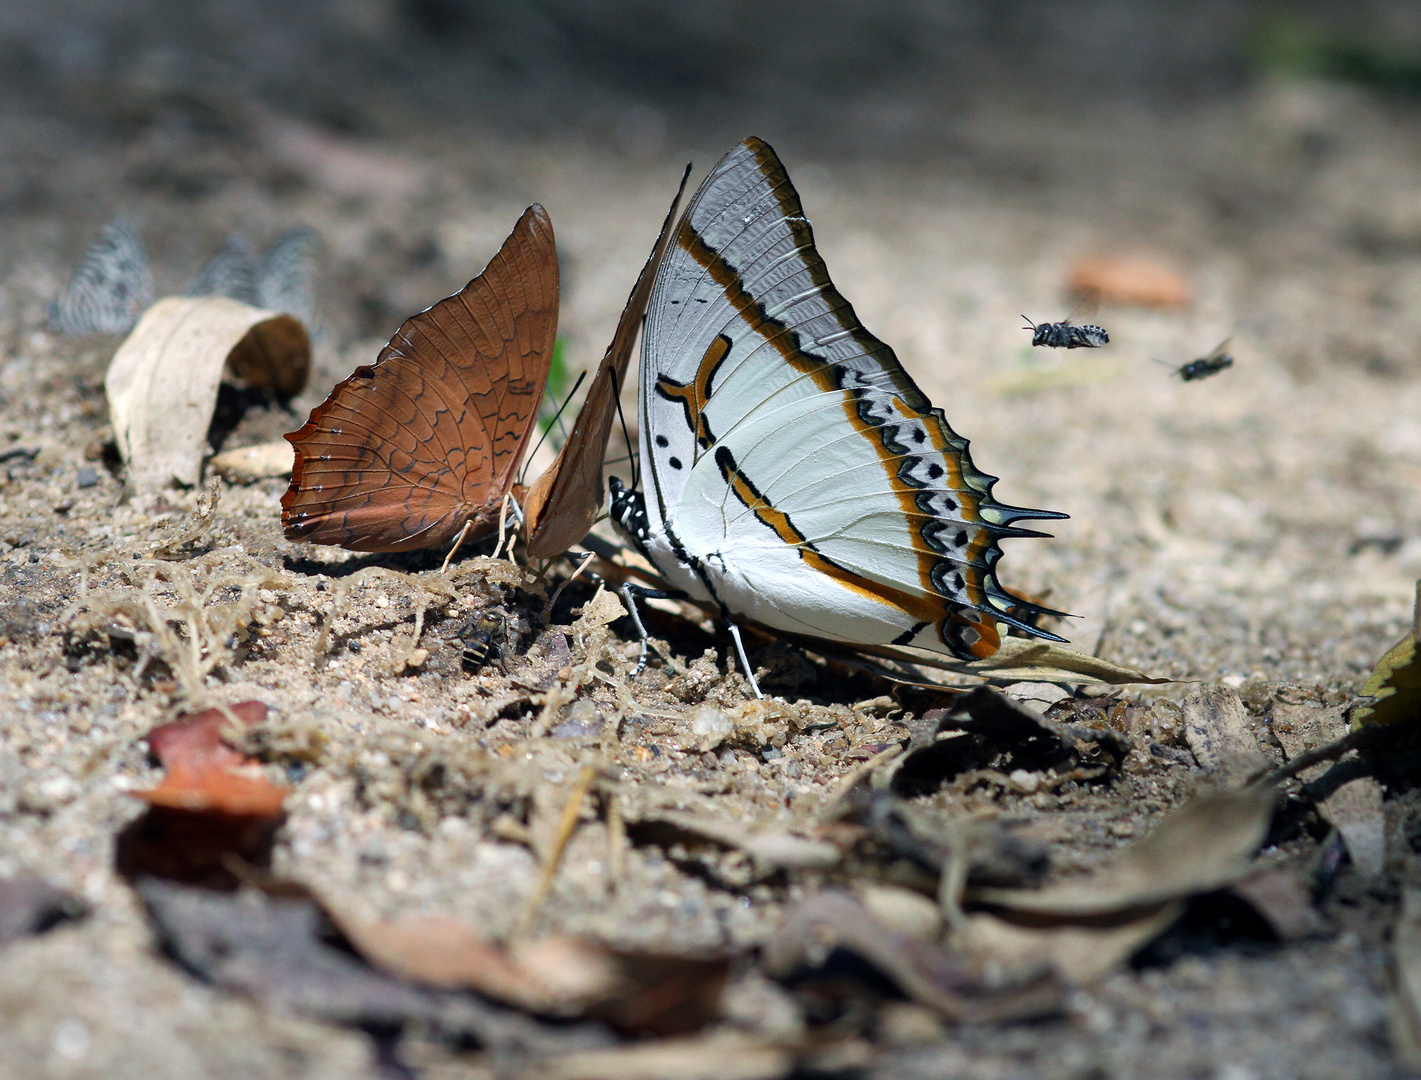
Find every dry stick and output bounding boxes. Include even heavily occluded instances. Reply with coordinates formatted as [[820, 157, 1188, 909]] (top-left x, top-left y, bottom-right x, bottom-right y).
[[605, 788, 626, 889], [515, 765, 597, 937], [439, 519, 474, 575]]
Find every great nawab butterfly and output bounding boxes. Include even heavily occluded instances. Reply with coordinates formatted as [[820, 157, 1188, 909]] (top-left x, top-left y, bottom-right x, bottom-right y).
[[610, 137, 1066, 668]]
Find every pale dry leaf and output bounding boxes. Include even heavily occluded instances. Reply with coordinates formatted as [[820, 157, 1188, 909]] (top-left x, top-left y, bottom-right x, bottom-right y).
[[544, 1031, 793, 1080], [1321, 776, 1385, 879], [105, 296, 310, 491], [958, 902, 1183, 985], [209, 439, 295, 482], [1230, 865, 1328, 940], [1271, 701, 1348, 782], [336, 913, 619, 1014], [971, 786, 1275, 916], [762, 891, 1058, 1022], [645, 810, 840, 877]]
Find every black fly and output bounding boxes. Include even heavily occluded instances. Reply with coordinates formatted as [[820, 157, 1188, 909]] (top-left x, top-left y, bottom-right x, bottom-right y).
[[1169, 338, 1234, 382], [1023, 291, 1108, 349]]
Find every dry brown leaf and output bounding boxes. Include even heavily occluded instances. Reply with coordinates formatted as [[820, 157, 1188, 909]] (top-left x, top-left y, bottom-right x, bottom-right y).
[[338, 915, 619, 1014], [209, 439, 295, 482], [117, 701, 289, 887], [1182, 686, 1272, 782], [762, 891, 1059, 1022], [1066, 251, 1192, 309], [971, 786, 1275, 917], [105, 296, 310, 491], [959, 902, 1183, 985], [1271, 700, 1384, 876]]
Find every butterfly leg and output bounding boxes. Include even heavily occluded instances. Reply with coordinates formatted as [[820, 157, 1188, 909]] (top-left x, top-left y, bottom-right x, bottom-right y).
[[726, 622, 764, 701], [547, 551, 595, 616], [617, 582, 683, 676]]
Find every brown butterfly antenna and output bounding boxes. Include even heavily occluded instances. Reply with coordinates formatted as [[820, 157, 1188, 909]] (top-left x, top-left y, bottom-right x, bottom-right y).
[[282, 205, 558, 553], [522, 164, 692, 560]]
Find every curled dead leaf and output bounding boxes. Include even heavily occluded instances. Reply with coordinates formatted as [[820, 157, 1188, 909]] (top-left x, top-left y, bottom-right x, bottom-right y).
[[117, 701, 288, 887], [105, 296, 310, 491], [762, 891, 1059, 1022], [971, 786, 1275, 917]]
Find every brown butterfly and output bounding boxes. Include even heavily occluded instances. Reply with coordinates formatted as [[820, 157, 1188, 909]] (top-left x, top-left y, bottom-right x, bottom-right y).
[[283, 172, 687, 558], [282, 206, 558, 552]]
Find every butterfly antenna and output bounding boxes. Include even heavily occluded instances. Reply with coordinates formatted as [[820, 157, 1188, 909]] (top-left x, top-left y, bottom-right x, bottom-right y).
[[520, 369, 588, 485], [610, 366, 639, 491]]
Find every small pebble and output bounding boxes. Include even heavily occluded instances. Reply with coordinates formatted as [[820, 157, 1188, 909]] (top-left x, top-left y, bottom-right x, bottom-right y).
[[75, 466, 100, 488]]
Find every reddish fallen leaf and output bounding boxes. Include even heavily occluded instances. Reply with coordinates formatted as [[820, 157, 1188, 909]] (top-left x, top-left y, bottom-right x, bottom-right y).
[[137, 701, 286, 815], [118, 701, 288, 888], [1066, 252, 1192, 309], [146, 700, 267, 769]]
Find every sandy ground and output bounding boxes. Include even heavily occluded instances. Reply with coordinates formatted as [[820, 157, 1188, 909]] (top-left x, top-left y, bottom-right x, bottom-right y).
[[3, 48, 1421, 1079]]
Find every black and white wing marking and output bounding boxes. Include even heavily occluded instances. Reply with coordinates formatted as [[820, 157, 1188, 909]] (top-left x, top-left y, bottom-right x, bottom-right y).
[[50, 217, 154, 335], [256, 227, 318, 324], [635, 137, 1065, 662], [184, 233, 259, 305]]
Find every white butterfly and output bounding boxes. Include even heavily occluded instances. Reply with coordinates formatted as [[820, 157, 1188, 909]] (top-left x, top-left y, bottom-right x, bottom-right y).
[[185, 228, 318, 325], [50, 217, 154, 335], [610, 137, 1065, 694]]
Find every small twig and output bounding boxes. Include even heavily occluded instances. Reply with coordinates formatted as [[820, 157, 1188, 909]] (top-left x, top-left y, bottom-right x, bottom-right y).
[[515, 765, 596, 937], [606, 788, 625, 889]]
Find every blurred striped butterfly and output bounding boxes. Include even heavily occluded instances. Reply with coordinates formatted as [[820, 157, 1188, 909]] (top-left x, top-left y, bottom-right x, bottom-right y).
[[185, 228, 318, 325], [610, 137, 1065, 687], [50, 217, 154, 335]]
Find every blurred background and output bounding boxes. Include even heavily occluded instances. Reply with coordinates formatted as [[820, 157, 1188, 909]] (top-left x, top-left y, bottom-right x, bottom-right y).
[[7, 0, 1421, 680]]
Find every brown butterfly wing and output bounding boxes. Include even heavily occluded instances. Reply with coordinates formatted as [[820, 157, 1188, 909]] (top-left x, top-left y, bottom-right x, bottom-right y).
[[523, 168, 690, 559], [282, 205, 558, 553]]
